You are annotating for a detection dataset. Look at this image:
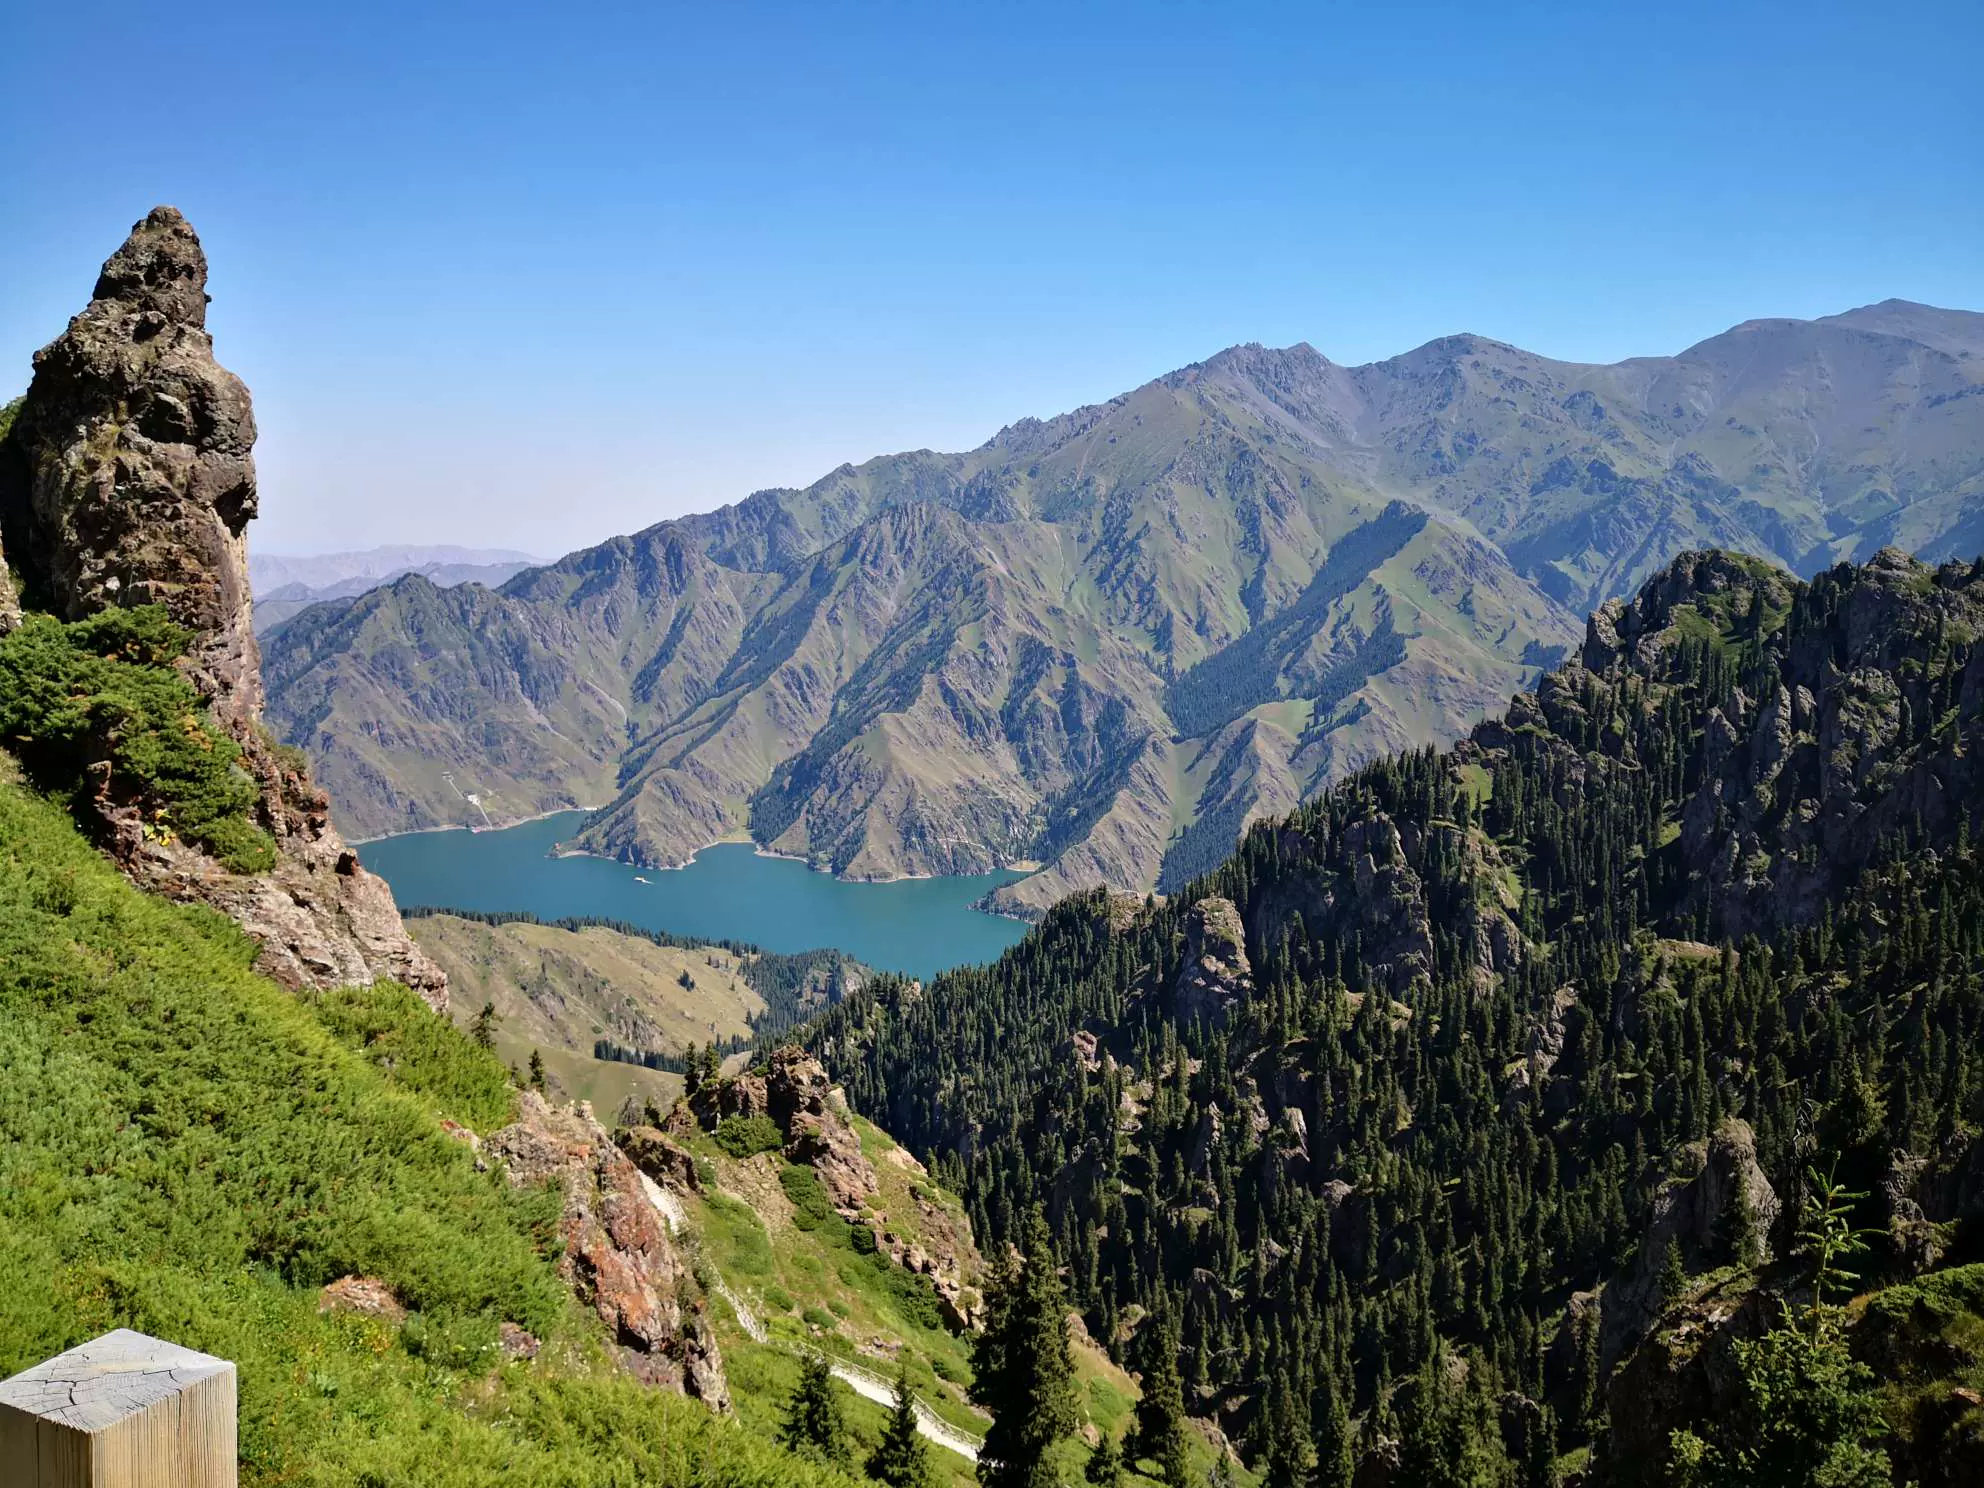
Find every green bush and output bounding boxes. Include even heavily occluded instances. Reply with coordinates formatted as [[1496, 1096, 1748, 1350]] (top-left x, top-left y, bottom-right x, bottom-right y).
[[781, 1162, 841, 1232], [802, 1305, 839, 1332], [0, 606, 274, 871], [763, 1285, 796, 1313], [714, 1113, 785, 1159]]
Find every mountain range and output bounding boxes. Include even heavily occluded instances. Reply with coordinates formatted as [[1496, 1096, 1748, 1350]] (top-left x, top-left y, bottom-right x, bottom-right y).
[[249, 545, 543, 635], [264, 301, 1984, 914]]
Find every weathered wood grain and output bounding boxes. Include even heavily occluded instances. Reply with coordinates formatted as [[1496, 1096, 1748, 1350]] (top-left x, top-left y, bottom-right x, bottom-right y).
[[0, 1329, 235, 1487]]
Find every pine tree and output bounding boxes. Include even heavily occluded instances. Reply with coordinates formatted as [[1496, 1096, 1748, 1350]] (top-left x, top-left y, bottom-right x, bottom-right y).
[[469, 1000, 497, 1050], [684, 1041, 706, 1098], [1258, 1372, 1308, 1487], [972, 1208, 1078, 1488], [780, 1354, 850, 1466], [1132, 1303, 1192, 1488], [1310, 1369, 1356, 1488], [866, 1365, 932, 1488], [1084, 1428, 1125, 1488], [1658, 1237, 1687, 1305], [527, 1048, 546, 1092]]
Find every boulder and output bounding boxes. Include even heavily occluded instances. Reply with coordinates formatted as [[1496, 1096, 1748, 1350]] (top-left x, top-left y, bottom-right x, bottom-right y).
[[620, 1123, 703, 1194], [319, 1276, 406, 1324]]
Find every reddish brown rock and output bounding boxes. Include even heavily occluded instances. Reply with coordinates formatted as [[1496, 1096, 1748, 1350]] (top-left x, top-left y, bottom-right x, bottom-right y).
[[768, 1045, 880, 1212], [0, 208, 443, 1005], [487, 1092, 727, 1406], [319, 1275, 407, 1324], [499, 1322, 541, 1361]]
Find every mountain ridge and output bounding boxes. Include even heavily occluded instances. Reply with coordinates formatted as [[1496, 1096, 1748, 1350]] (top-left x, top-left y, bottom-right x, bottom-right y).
[[264, 300, 1984, 915]]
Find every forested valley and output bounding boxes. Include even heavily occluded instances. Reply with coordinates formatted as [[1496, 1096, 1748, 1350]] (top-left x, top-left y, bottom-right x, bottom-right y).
[[814, 548, 1984, 1486]]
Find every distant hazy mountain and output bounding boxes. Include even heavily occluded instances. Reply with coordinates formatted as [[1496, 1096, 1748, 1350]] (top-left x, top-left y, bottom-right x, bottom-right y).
[[249, 546, 543, 634], [264, 301, 1984, 915], [251, 544, 543, 592]]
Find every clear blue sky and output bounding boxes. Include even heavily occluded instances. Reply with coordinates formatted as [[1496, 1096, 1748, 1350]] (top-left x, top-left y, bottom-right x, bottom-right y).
[[3, 0, 1978, 556]]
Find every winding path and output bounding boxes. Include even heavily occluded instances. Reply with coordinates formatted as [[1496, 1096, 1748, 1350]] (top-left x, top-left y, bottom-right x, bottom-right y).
[[646, 1173, 985, 1462]]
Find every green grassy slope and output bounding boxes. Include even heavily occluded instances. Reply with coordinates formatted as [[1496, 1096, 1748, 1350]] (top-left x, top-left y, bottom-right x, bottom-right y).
[[0, 773, 859, 1487]]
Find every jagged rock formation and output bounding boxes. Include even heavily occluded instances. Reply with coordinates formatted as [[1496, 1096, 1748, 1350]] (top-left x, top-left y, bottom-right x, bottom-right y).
[[676, 1045, 983, 1329], [0, 207, 442, 1003], [1173, 896, 1253, 1028], [682, 1046, 881, 1211], [487, 1091, 728, 1404], [1598, 1118, 1779, 1366]]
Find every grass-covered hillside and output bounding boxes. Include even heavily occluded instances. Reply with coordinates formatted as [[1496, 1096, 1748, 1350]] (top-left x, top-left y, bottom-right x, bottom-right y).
[[0, 768, 861, 1487], [405, 908, 867, 1111], [408, 911, 766, 1110]]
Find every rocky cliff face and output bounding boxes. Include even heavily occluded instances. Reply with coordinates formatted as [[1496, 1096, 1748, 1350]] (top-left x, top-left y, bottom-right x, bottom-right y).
[[487, 1092, 728, 1403], [0, 208, 443, 1003]]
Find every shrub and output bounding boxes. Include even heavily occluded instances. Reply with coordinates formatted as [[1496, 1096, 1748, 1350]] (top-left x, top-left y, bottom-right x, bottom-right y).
[[0, 606, 274, 871], [764, 1285, 796, 1313], [781, 1162, 841, 1232], [713, 1113, 784, 1159], [802, 1305, 839, 1332]]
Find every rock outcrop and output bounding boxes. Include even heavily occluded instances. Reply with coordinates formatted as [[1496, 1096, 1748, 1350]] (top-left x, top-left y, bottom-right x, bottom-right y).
[[1173, 896, 1253, 1028], [487, 1092, 727, 1404], [1599, 1118, 1779, 1366], [679, 1044, 984, 1328], [0, 207, 442, 1003]]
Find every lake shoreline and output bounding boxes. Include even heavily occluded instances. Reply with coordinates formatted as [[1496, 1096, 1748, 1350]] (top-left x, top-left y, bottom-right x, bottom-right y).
[[360, 815, 1031, 980], [350, 803, 608, 847]]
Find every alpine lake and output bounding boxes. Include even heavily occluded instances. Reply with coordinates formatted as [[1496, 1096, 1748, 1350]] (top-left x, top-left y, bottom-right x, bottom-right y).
[[358, 811, 1031, 981]]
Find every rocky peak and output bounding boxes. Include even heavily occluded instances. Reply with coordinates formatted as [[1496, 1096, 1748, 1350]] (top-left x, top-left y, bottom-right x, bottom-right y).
[[2, 207, 259, 721], [0, 208, 443, 1003], [1174, 896, 1253, 1028]]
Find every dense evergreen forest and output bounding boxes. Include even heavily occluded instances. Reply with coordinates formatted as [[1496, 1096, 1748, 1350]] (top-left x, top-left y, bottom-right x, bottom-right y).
[[812, 549, 1984, 1485]]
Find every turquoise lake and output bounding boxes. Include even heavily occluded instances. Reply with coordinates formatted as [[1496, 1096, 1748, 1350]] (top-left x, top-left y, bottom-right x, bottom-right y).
[[358, 812, 1031, 981]]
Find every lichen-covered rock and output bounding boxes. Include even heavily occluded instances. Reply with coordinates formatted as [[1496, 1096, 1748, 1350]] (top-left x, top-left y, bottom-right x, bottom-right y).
[[487, 1092, 727, 1405], [1173, 896, 1253, 1028], [0, 208, 443, 1004]]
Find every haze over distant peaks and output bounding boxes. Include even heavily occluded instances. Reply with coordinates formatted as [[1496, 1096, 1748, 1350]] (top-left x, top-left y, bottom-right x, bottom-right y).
[[249, 545, 547, 635]]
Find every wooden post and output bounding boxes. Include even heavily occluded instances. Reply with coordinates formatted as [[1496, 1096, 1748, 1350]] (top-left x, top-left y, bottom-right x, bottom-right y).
[[0, 1329, 236, 1487]]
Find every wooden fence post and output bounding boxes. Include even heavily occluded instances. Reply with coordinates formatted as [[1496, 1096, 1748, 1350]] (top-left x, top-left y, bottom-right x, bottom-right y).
[[0, 1329, 236, 1487]]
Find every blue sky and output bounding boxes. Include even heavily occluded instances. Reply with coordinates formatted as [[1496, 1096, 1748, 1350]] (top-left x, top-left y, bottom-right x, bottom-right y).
[[2, 0, 1978, 556]]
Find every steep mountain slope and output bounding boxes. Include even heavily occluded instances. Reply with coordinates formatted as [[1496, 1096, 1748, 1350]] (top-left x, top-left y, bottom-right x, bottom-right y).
[[264, 303, 1982, 913], [810, 548, 1984, 1484], [0, 771, 863, 1488]]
